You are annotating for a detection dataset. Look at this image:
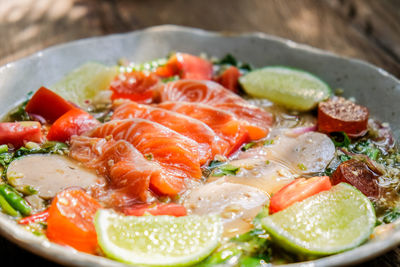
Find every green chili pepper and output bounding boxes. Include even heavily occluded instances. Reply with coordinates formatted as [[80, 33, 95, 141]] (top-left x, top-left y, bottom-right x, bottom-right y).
[[0, 184, 31, 216], [0, 194, 20, 217]]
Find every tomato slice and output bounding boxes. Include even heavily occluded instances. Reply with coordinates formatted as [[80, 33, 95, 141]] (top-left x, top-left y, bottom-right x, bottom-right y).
[[46, 189, 102, 254], [269, 176, 332, 214], [109, 71, 160, 103], [25, 87, 75, 123], [0, 121, 43, 147], [215, 66, 241, 93], [121, 203, 187, 217], [47, 108, 99, 142], [157, 53, 213, 80]]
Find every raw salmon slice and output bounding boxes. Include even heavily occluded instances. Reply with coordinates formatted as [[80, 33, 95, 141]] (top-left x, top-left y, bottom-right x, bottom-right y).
[[111, 101, 229, 163], [69, 136, 155, 201], [158, 101, 249, 156], [159, 79, 273, 139], [86, 118, 202, 181], [109, 71, 161, 103], [70, 136, 185, 199]]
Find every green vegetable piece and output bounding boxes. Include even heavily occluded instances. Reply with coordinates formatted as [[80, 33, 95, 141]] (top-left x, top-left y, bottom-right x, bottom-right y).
[[239, 256, 265, 267], [7, 92, 32, 122], [0, 184, 31, 216], [240, 66, 331, 111], [0, 145, 8, 154], [330, 132, 351, 147], [381, 209, 400, 224], [297, 163, 307, 171], [263, 139, 274, 146], [0, 194, 20, 217], [241, 142, 256, 151], [218, 54, 238, 66], [212, 164, 240, 177], [339, 154, 352, 163]]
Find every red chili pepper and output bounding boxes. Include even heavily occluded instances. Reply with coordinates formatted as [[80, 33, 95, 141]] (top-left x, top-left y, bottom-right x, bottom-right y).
[[18, 209, 49, 225]]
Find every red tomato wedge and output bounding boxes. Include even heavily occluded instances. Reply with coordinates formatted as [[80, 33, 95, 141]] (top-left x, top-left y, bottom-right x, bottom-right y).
[[121, 203, 187, 217], [158, 101, 249, 155], [25, 87, 75, 123], [156, 53, 213, 80], [159, 80, 272, 140], [112, 101, 230, 163], [46, 189, 102, 254], [215, 66, 241, 93], [109, 71, 160, 104], [47, 108, 99, 142], [0, 121, 42, 147], [269, 176, 332, 214]]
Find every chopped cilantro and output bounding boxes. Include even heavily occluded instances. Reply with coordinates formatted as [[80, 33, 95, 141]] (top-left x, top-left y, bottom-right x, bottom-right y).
[[212, 164, 240, 177], [339, 154, 352, 162], [241, 142, 256, 151], [330, 132, 351, 148], [144, 153, 154, 161], [381, 208, 400, 224], [263, 139, 274, 146], [7, 92, 33, 122], [297, 163, 307, 171]]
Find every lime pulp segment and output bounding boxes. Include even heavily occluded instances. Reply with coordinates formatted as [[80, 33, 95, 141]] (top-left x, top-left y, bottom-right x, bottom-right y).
[[239, 66, 331, 111], [262, 183, 376, 256], [95, 210, 223, 266], [50, 62, 117, 109]]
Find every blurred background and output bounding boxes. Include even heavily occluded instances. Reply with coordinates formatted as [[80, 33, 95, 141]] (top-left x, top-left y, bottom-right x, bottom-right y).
[[1, 0, 400, 77], [0, 0, 400, 266]]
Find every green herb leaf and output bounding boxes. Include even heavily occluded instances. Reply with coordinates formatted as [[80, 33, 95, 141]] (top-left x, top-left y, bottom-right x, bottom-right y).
[[381, 208, 400, 224], [208, 160, 225, 170], [339, 154, 352, 162], [330, 132, 351, 147], [218, 54, 238, 66], [7, 92, 33, 122], [212, 164, 240, 177], [324, 167, 334, 176], [297, 163, 307, 171], [263, 139, 274, 146], [161, 75, 179, 83], [241, 142, 256, 151]]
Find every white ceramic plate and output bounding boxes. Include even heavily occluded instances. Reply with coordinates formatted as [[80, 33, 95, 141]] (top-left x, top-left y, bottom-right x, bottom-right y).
[[0, 25, 400, 266]]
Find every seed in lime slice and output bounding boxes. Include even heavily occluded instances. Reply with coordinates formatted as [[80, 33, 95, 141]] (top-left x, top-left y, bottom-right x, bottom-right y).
[[50, 62, 117, 109], [95, 210, 223, 266], [239, 66, 331, 111], [262, 183, 376, 256]]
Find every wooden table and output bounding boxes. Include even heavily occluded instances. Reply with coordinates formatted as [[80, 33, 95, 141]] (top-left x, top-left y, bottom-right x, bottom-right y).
[[1, 0, 400, 266]]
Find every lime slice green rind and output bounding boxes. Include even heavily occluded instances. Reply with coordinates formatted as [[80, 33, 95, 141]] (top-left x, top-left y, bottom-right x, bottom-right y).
[[262, 183, 376, 257], [239, 66, 331, 111], [95, 210, 223, 266], [50, 62, 117, 109]]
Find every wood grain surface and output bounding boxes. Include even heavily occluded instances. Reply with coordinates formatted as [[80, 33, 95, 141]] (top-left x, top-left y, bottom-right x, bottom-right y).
[[0, 0, 400, 266]]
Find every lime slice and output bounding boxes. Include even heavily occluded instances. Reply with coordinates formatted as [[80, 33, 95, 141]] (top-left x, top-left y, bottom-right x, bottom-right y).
[[50, 62, 117, 108], [262, 183, 376, 256], [95, 210, 223, 266], [239, 66, 331, 111]]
